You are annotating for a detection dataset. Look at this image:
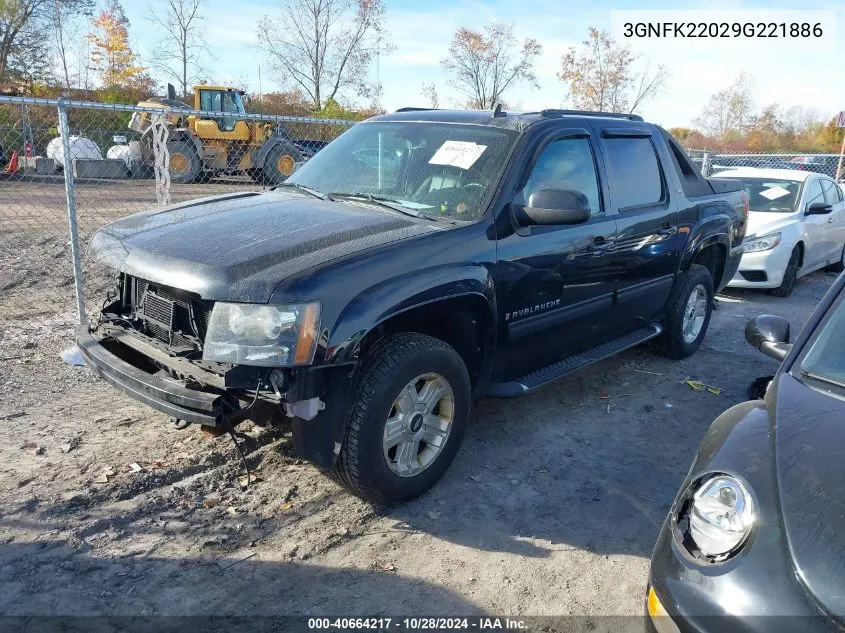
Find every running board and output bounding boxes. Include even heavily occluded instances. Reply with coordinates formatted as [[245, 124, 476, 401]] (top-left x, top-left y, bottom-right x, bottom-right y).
[[485, 323, 663, 398]]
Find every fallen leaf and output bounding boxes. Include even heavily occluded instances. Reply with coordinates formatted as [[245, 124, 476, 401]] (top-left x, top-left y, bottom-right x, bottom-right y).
[[129, 463, 142, 473], [535, 467, 549, 474], [102, 466, 116, 477], [378, 562, 396, 572], [24, 440, 39, 450], [203, 494, 221, 508], [94, 473, 109, 484], [60, 443, 73, 454], [150, 460, 168, 469], [684, 379, 722, 395], [335, 527, 349, 537], [469, 475, 481, 482], [280, 501, 295, 511], [227, 506, 238, 515], [427, 511, 441, 520]]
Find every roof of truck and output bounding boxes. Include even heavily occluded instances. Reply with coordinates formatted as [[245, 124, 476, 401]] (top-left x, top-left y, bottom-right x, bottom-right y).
[[371, 108, 646, 131]]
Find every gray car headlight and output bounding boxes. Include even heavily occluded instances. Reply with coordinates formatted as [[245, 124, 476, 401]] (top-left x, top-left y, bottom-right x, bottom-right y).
[[743, 232, 781, 253], [202, 302, 320, 366], [689, 475, 755, 557]]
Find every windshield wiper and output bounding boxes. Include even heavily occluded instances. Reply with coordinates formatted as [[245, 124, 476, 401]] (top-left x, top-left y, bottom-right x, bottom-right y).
[[328, 192, 437, 220], [799, 370, 845, 390], [272, 182, 329, 200]]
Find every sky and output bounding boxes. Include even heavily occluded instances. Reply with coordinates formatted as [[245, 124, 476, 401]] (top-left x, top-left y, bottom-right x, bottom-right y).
[[120, 0, 844, 128]]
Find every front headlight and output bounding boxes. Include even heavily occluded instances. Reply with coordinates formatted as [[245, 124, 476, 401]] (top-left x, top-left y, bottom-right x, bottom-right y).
[[689, 475, 755, 557], [743, 232, 781, 253], [202, 302, 320, 366]]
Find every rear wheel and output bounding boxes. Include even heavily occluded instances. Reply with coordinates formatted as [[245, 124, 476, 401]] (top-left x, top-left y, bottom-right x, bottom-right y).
[[654, 264, 714, 359], [770, 247, 800, 297], [259, 141, 302, 186], [334, 333, 471, 504], [166, 140, 201, 183]]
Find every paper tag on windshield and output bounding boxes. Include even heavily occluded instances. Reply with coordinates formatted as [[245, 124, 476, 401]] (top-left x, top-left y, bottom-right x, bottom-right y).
[[759, 185, 791, 201], [428, 141, 487, 170]]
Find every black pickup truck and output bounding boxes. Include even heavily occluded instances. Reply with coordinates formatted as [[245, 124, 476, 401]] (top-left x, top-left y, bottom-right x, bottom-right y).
[[78, 108, 748, 503]]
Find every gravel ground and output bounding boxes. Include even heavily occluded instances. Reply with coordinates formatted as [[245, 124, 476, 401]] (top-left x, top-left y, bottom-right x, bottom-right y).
[[0, 176, 838, 625], [1, 274, 836, 621]]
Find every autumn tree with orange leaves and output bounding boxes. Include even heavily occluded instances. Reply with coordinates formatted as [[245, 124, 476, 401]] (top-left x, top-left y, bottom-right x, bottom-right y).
[[88, 0, 154, 91], [442, 22, 541, 110]]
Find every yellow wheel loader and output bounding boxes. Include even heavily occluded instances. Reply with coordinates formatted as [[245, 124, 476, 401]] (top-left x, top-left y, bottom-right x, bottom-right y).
[[129, 84, 328, 184]]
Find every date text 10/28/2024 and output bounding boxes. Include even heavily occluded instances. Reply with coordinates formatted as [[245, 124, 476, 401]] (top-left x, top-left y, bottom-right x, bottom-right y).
[[308, 618, 528, 630]]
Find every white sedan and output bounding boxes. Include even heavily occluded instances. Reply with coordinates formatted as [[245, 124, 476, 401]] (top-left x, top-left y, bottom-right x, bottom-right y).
[[716, 168, 845, 297]]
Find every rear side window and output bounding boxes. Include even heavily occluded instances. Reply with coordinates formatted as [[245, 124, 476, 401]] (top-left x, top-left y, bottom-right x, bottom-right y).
[[604, 137, 663, 210]]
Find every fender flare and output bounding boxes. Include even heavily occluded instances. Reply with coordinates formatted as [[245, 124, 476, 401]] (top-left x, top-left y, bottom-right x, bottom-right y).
[[322, 263, 496, 366]]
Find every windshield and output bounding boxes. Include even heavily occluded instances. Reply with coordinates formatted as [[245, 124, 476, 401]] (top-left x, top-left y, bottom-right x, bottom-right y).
[[286, 121, 518, 221], [796, 291, 845, 392], [726, 177, 802, 213]]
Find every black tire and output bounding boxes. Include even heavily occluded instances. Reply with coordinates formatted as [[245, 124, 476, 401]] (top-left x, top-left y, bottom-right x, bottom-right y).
[[747, 375, 774, 400], [770, 247, 800, 297], [334, 333, 471, 504], [654, 263, 714, 359], [167, 140, 201, 183], [260, 141, 302, 186]]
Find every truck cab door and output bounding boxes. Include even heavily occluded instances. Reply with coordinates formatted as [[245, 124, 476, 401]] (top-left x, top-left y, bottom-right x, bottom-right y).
[[493, 128, 618, 382], [593, 124, 681, 327]]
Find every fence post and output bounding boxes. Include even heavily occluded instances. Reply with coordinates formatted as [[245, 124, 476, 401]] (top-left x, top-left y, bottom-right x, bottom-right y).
[[57, 96, 87, 326], [701, 151, 712, 177]]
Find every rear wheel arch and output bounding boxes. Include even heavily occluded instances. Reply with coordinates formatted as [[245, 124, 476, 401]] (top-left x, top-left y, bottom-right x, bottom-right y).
[[795, 241, 805, 267], [691, 241, 727, 288]]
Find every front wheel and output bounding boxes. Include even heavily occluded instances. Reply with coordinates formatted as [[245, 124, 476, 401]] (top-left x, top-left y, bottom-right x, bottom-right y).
[[655, 263, 714, 359], [166, 140, 201, 183], [334, 333, 471, 504], [770, 247, 800, 297]]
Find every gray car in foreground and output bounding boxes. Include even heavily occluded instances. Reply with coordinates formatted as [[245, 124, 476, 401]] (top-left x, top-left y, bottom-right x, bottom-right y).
[[647, 271, 845, 632]]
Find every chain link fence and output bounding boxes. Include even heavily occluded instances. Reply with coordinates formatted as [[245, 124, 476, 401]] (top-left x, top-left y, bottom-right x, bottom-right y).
[[0, 96, 355, 349], [686, 148, 844, 180]]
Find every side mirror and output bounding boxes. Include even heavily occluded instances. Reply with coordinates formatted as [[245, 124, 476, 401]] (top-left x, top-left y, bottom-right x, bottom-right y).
[[806, 201, 833, 215], [745, 315, 792, 362], [513, 188, 591, 226]]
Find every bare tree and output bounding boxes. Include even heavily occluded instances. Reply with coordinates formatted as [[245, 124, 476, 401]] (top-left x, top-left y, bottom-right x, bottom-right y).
[[256, 0, 387, 111], [441, 22, 541, 110], [149, 0, 209, 98], [420, 82, 439, 108], [694, 72, 755, 137], [0, 0, 50, 82], [559, 28, 666, 114], [51, 0, 95, 91]]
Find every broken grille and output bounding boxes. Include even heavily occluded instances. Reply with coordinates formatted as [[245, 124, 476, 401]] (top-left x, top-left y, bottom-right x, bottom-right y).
[[129, 277, 213, 349]]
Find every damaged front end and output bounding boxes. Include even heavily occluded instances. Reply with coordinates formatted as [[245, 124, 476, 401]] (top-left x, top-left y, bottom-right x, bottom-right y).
[[77, 273, 328, 432]]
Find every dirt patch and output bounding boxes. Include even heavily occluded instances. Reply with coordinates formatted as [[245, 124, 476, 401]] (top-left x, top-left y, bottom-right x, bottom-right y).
[[0, 265, 837, 618]]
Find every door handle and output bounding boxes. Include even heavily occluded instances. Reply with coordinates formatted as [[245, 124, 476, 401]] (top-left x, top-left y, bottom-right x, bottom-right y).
[[828, 218, 834, 223], [657, 225, 678, 236]]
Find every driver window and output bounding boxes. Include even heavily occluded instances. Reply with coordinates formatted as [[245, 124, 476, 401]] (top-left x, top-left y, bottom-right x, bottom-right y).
[[524, 138, 602, 215]]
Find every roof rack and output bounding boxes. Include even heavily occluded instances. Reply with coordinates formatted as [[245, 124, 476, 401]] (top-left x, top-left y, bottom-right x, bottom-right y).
[[395, 107, 439, 112], [539, 109, 644, 122]]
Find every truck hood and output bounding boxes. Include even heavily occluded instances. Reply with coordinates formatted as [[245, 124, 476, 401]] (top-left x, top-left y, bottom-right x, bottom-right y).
[[745, 211, 798, 239], [89, 190, 437, 302], [773, 372, 845, 619]]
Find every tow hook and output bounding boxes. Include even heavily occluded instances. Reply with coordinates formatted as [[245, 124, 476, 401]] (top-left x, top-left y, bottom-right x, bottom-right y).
[[172, 417, 190, 430]]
